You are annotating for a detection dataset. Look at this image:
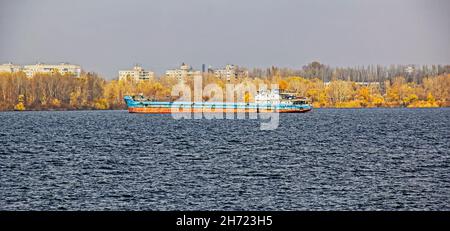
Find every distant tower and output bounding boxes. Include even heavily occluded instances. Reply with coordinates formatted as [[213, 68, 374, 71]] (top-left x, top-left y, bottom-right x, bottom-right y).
[[202, 64, 206, 73]]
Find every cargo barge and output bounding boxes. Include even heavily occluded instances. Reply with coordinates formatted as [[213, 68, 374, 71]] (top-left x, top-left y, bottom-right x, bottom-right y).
[[124, 90, 312, 113]]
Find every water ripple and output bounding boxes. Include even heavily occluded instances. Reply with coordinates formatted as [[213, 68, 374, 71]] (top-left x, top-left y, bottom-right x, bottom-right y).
[[0, 108, 449, 210]]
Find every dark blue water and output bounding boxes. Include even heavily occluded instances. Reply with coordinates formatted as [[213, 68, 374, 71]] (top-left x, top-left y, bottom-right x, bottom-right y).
[[1, 109, 449, 210]]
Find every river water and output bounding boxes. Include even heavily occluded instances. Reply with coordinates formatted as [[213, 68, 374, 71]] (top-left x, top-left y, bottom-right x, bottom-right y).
[[0, 109, 449, 210]]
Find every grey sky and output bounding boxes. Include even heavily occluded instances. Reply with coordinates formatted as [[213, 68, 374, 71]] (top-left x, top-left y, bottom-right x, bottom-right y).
[[1, 0, 449, 78]]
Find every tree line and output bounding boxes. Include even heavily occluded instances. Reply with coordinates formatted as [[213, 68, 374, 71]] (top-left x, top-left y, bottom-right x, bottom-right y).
[[0, 72, 106, 111], [248, 62, 450, 84], [0, 64, 449, 111]]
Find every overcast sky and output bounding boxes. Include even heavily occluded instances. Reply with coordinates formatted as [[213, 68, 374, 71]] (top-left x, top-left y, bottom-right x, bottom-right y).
[[1, 0, 449, 78]]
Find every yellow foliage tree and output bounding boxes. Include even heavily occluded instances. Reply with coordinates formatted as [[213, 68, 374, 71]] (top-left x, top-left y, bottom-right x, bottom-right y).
[[51, 98, 61, 108], [244, 92, 253, 103], [402, 94, 418, 106], [14, 95, 26, 111], [94, 98, 109, 110], [278, 79, 288, 91], [371, 94, 385, 107]]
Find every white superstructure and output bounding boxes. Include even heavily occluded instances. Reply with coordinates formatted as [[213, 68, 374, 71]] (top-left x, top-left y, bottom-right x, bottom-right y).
[[255, 89, 281, 105]]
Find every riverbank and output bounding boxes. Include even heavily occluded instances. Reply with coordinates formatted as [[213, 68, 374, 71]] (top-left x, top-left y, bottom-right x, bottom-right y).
[[1, 72, 449, 112]]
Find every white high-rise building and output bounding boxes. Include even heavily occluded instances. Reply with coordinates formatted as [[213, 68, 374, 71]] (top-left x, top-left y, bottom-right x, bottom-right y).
[[0, 62, 23, 73], [0, 62, 81, 77], [213, 64, 248, 80], [119, 65, 154, 81], [214, 64, 238, 80], [165, 63, 201, 80], [23, 63, 81, 77]]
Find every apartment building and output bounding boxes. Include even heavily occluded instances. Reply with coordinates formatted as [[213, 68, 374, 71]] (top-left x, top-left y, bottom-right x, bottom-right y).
[[119, 65, 154, 81], [23, 63, 81, 77], [213, 64, 248, 81], [0, 62, 22, 73], [165, 63, 201, 80], [0, 62, 82, 77]]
